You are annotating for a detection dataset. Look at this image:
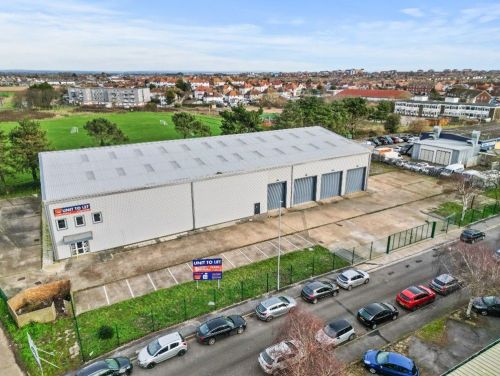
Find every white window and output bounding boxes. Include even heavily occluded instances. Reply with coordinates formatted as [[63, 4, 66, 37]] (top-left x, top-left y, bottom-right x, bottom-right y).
[[74, 215, 85, 227], [56, 218, 67, 230], [92, 212, 103, 224], [70, 241, 90, 256]]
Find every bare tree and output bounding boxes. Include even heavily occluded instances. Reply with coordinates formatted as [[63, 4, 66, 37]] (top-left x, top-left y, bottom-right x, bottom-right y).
[[437, 243, 500, 317], [274, 308, 345, 376], [452, 174, 480, 221]]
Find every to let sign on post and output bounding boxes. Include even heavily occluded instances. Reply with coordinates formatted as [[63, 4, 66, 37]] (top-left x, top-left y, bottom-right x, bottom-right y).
[[192, 258, 223, 281]]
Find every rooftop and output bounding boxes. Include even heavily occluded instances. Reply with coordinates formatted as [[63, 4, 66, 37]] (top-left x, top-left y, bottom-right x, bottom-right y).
[[416, 138, 474, 151], [39, 126, 369, 202]]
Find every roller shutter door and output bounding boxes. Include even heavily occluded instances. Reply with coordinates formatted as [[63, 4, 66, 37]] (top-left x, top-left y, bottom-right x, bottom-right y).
[[435, 150, 451, 165], [293, 176, 317, 205], [345, 167, 366, 194], [320, 171, 342, 199], [419, 149, 434, 163], [267, 182, 287, 210]]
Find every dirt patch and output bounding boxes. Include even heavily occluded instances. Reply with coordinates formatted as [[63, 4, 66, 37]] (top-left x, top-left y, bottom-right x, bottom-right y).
[[0, 109, 55, 122]]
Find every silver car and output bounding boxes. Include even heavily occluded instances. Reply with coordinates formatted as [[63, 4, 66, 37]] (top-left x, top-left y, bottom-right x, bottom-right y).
[[336, 269, 370, 290], [315, 319, 355, 347], [137, 331, 187, 369], [255, 295, 297, 322], [258, 339, 305, 374]]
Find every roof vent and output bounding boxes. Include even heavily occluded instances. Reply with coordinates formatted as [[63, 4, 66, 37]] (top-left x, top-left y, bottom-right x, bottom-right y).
[[289, 132, 300, 139], [309, 143, 320, 150], [134, 148, 144, 157], [253, 150, 264, 158], [170, 161, 181, 169], [181, 144, 191, 151], [108, 151, 117, 160], [217, 140, 228, 147], [194, 157, 206, 166], [233, 152, 244, 160], [305, 130, 315, 136], [203, 142, 213, 149], [273, 134, 283, 140], [237, 138, 247, 145], [292, 145, 303, 152], [144, 164, 154, 173], [217, 155, 228, 162], [274, 148, 286, 155], [116, 168, 126, 176], [81, 154, 89, 162], [85, 171, 95, 180], [159, 146, 168, 154], [257, 136, 266, 142], [325, 141, 336, 147]]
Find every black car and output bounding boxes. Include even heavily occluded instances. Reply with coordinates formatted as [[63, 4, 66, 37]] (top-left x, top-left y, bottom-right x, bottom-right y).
[[460, 228, 486, 243], [429, 274, 461, 295], [76, 357, 132, 376], [398, 144, 413, 156], [301, 280, 339, 304], [377, 136, 388, 145], [196, 315, 246, 345], [357, 302, 399, 330], [472, 296, 500, 316]]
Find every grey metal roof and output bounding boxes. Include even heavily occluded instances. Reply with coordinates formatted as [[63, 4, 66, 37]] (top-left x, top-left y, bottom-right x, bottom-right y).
[[442, 340, 499, 376], [395, 99, 499, 108], [39, 126, 369, 202], [416, 138, 473, 151]]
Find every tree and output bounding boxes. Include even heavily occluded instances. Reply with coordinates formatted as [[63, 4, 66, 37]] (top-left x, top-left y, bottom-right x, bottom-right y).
[[275, 308, 345, 376], [341, 97, 369, 138], [429, 88, 443, 101], [452, 174, 479, 222], [83, 118, 128, 146], [165, 89, 177, 105], [408, 120, 429, 135], [370, 101, 394, 121], [25, 82, 58, 109], [220, 105, 263, 135], [0, 130, 15, 193], [436, 243, 500, 317], [175, 78, 191, 93], [172, 112, 211, 138], [9, 119, 50, 181], [384, 113, 401, 133]]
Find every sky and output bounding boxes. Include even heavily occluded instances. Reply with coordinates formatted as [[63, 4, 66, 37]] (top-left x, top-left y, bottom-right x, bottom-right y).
[[1, 0, 499, 72]]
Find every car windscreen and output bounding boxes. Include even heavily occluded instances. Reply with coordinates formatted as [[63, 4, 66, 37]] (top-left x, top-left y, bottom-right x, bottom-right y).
[[338, 273, 348, 282], [399, 293, 411, 301], [433, 278, 446, 286], [303, 286, 313, 295], [256, 304, 266, 313], [198, 323, 210, 335], [483, 296, 497, 306], [279, 296, 290, 304], [324, 325, 337, 338], [261, 351, 273, 365], [359, 308, 372, 320], [227, 317, 235, 327], [104, 358, 119, 370], [147, 340, 161, 356], [376, 351, 389, 364]]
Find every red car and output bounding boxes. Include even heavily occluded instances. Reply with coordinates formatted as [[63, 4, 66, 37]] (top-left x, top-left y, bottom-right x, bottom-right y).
[[396, 285, 436, 311]]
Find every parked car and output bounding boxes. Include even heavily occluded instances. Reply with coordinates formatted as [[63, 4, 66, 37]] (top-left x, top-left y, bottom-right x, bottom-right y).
[[137, 332, 187, 369], [255, 295, 297, 321], [398, 144, 413, 156], [391, 136, 404, 143], [396, 285, 436, 311], [196, 315, 246, 345], [495, 249, 500, 262], [315, 319, 355, 347], [383, 136, 394, 144], [357, 302, 399, 329], [400, 135, 410, 142], [336, 269, 370, 290], [429, 274, 461, 295], [76, 358, 133, 376], [301, 280, 339, 304], [370, 137, 382, 146], [258, 340, 305, 374], [460, 228, 486, 243], [472, 296, 500, 316], [440, 163, 465, 177], [407, 136, 420, 143], [377, 136, 389, 145], [363, 350, 419, 376]]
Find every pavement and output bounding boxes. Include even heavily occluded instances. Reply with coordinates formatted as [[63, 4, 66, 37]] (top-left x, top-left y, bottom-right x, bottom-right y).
[[0, 325, 24, 376], [71, 215, 500, 376]]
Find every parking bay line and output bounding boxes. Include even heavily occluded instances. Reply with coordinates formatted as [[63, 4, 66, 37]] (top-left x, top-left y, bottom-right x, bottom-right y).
[[167, 267, 179, 285], [185, 263, 193, 272], [222, 253, 236, 268], [125, 279, 135, 298], [292, 233, 315, 246], [239, 249, 253, 262], [254, 244, 268, 258], [102, 285, 110, 305], [283, 237, 300, 250], [147, 273, 157, 291]]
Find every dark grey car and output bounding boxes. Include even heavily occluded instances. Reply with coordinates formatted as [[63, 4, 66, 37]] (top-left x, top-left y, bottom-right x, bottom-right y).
[[429, 274, 461, 295]]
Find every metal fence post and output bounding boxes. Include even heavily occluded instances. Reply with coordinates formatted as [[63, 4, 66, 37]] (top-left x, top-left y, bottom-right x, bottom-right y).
[[266, 273, 269, 293], [351, 247, 355, 264], [183, 298, 187, 320], [332, 253, 336, 270], [70, 296, 85, 363], [115, 324, 120, 347], [214, 288, 217, 307], [151, 309, 155, 332], [240, 281, 243, 301], [386, 235, 392, 254], [471, 210, 475, 223], [289, 265, 293, 285], [431, 221, 437, 238], [482, 207, 486, 219], [369, 242, 373, 260], [312, 256, 315, 276]]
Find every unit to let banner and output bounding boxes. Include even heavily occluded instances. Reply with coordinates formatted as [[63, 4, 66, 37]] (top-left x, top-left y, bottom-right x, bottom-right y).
[[53, 203, 91, 217], [192, 258, 223, 280]]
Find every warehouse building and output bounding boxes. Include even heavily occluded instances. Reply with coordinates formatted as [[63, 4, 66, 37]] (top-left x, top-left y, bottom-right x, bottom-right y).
[[39, 126, 370, 260]]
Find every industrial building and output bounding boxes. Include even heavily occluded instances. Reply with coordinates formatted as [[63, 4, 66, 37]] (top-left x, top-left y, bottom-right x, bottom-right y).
[[39, 126, 371, 260], [67, 87, 151, 107]]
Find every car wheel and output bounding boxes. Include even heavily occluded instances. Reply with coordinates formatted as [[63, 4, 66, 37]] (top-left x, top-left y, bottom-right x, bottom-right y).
[[411, 306, 417, 312], [237, 327, 244, 334], [178, 349, 187, 356], [332, 290, 339, 297], [481, 310, 488, 316], [348, 285, 353, 291], [392, 314, 398, 320], [266, 315, 274, 322], [471, 239, 475, 244], [146, 363, 156, 369], [371, 323, 377, 330], [369, 367, 377, 374], [364, 278, 369, 284], [126, 370, 132, 376], [312, 298, 318, 304], [208, 338, 216, 345], [348, 334, 355, 341]]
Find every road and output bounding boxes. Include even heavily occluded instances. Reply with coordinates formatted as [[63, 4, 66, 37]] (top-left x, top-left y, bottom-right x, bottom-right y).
[[115, 222, 500, 376]]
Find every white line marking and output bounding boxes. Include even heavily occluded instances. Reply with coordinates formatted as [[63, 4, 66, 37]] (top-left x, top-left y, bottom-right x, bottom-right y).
[[222, 253, 236, 267], [284, 237, 300, 250], [185, 263, 193, 272], [126, 279, 135, 297], [254, 244, 268, 257], [103, 286, 110, 305], [147, 273, 157, 291], [267, 240, 280, 250], [239, 249, 253, 262], [293, 233, 314, 246], [167, 268, 179, 285]]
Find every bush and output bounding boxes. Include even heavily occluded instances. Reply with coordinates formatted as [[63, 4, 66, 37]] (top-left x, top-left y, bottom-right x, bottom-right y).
[[97, 325, 114, 340]]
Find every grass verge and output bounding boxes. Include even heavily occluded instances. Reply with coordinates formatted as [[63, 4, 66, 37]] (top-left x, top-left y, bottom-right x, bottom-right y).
[[0, 245, 348, 375], [415, 317, 447, 345]]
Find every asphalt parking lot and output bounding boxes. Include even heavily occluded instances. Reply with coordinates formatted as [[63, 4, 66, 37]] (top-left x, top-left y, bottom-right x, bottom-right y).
[[74, 233, 315, 314]]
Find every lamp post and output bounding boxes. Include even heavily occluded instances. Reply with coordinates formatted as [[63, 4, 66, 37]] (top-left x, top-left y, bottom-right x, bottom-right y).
[[277, 201, 282, 290]]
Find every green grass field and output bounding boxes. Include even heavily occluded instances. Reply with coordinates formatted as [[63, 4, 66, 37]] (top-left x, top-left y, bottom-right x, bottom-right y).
[[0, 92, 15, 109], [0, 111, 222, 196]]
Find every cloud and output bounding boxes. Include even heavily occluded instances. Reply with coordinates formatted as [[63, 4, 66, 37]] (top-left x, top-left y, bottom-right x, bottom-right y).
[[401, 8, 424, 18], [267, 17, 305, 26]]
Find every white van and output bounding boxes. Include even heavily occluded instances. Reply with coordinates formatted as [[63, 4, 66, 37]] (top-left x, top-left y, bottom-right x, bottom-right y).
[[441, 163, 465, 177]]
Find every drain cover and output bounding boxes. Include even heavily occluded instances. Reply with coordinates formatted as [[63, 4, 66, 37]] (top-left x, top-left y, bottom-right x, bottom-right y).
[[415, 259, 423, 263]]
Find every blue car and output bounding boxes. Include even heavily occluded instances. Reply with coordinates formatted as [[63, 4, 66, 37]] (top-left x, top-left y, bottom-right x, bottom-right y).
[[363, 350, 418, 375]]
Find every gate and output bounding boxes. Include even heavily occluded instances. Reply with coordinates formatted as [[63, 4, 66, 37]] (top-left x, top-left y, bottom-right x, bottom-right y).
[[267, 182, 287, 210], [320, 171, 342, 199], [345, 167, 366, 194], [293, 176, 317, 205]]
